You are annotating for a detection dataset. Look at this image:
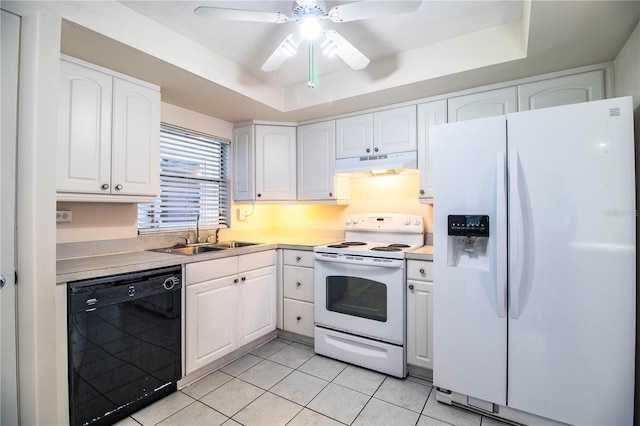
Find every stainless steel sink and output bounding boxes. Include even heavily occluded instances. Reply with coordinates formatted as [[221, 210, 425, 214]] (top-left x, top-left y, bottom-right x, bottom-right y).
[[212, 241, 260, 249], [152, 245, 227, 255]]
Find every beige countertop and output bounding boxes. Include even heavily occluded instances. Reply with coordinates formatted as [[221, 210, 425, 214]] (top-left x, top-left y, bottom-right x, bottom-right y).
[[406, 245, 434, 261]]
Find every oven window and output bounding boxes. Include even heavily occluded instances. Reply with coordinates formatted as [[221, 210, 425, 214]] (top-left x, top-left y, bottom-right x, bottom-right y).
[[326, 276, 387, 322]]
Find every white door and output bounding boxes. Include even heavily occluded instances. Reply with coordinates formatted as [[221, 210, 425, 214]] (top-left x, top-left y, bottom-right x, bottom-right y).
[[1, 9, 20, 425], [506, 98, 635, 425], [432, 115, 507, 405], [238, 266, 276, 346], [111, 78, 160, 196], [336, 114, 373, 158], [297, 120, 336, 200], [232, 124, 255, 201], [417, 100, 447, 200], [373, 105, 417, 155], [255, 125, 296, 200], [447, 87, 517, 122], [517, 70, 604, 111], [406, 279, 434, 369]]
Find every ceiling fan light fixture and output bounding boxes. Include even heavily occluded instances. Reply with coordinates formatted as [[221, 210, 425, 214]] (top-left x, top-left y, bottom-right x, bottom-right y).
[[299, 14, 321, 40]]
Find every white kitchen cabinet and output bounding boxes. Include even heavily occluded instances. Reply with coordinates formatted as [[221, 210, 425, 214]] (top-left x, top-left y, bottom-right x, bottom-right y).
[[447, 86, 517, 122], [297, 120, 350, 203], [57, 57, 160, 202], [233, 124, 296, 201], [282, 249, 314, 338], [406, 259, 434, 370], [336, 105, 416, 159], [232, 124, 255, 201], [417, 100, 447, 202], [185, 251, 276, 375], [517, 70, 604, 111]]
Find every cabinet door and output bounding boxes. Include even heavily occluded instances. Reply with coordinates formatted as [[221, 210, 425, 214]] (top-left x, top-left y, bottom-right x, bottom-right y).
[[373, 105, 417, 155], [186, 276, 238, 375], [57, 60, 112, 194], [417, 100, 447, 201], [232, 124, 255, 201], [283, 299, 314, 337], [283, 265, 314, 302], [447, 87, 517, 122], [255, 125, 296, 200], [406, 279, 434, 369], [238, 265, 277, 346], [297, 121, 336, 200], [111, 78, 160, 196], [518, 70, 604, 111], [336, 114, 373, 158]]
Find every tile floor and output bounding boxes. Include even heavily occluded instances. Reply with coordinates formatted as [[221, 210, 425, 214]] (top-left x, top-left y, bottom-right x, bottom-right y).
[[115, 337, 510, 426]]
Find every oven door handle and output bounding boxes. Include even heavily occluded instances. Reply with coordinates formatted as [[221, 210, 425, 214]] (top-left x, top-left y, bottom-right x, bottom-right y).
[[314, 253, 404, 268]]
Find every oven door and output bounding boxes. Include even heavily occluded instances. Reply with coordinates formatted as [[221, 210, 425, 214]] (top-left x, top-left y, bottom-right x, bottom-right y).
[[314, 253, 405, 345]]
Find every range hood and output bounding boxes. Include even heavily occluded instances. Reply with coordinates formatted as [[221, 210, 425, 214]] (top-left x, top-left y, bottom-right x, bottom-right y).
[[335, 151, 417, 174]]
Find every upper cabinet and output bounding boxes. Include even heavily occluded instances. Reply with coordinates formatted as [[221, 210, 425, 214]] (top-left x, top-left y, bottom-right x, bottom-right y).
[[232, 124, 296, 202], [417, 100, 447, 202], [336, 105, 416, 158], [57, 57, 160, 202], [447, 87, 518, 122], [297, 120, 349, 203], [517, 70, 604, 111]]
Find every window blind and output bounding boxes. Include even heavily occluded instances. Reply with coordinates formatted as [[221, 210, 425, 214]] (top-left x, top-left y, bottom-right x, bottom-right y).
[[138, 124, 230, 232]]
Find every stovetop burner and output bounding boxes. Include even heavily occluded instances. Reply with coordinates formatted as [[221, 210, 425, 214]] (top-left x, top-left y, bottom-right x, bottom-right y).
[[388, 244, 410, 248], [342, 242, 367, 246], [371, 246, 403, 252]]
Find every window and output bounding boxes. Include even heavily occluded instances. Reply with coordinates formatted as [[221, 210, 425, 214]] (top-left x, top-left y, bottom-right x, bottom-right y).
[[138, 124, 230, 232]]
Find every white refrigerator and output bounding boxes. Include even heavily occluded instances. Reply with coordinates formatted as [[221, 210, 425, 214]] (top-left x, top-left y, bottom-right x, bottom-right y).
[[433, 97, 636, 425]]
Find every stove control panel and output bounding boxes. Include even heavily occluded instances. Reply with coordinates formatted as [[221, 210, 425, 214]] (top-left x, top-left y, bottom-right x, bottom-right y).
[[344, 213, 423, 232]]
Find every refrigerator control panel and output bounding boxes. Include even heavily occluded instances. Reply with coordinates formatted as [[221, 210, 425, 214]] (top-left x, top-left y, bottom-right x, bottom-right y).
[[448, 215, 489, 237]]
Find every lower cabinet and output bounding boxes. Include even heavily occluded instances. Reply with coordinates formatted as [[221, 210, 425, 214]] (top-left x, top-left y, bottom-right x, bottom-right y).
[[406, 259, 434, 370], [185, 251, 276, 375], [282, 249, 315, 338]]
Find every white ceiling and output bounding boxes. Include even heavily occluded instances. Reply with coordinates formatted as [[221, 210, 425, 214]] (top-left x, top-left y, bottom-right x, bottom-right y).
[[54, 0, 640, 123]]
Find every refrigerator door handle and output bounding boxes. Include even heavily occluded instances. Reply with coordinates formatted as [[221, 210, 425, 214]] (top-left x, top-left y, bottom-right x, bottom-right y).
[[509, 150, 525, 319], [496, 151, 507, 318]]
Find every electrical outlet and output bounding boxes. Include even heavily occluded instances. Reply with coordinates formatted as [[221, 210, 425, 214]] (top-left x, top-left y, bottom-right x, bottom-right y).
[[56, 210, 72, 223], [237, 208, 247, 221]]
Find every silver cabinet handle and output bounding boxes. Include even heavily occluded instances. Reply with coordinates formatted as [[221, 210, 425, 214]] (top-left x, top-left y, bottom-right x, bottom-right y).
[[408, 284, 414, 290], [419, 268, 425, 274], [296, 316, 301, 321], [234, 278, 239, 284], [374, 147, 379, 152], [296, 282, 301, 287], [419, 190, 425, 195], [0, 274, 5, 289], [365, 148, 371, 153], [241, 276, 246, 282], [296, 256, 301, 262], [101, 183, 109, 190], [115, 184, 123, 191]]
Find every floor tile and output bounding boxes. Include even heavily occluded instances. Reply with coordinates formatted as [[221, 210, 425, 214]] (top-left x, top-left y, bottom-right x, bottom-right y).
[[374, 376, 431, 413], [112, 416, 142, 426], [200, 378, 264, 417], [407, 375, 434, 387], [298, 354, 347, 381], [333, 364, 386, 396], [269, 370, 329, 405], [307, 383, 370, 424], [267, 341, 315, 368], [288, 408, 345, 426], [156, 401, 227, 426], [422, 390, 481, 426], [353, 397, 420, 426], [250, 339, 289, 358], [218, 354, 262, 377], [232, 392, 302, 426], [221, 419, 242, 426], [181, 370, 233, 400], [237, 359, 294, 390], [131, 391, 194, 425]]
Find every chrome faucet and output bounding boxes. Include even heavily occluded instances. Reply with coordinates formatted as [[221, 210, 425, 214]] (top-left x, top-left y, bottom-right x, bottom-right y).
[[206, 228, 222, 244]]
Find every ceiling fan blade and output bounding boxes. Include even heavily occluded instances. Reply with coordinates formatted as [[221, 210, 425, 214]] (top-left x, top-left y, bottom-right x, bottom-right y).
[[328, 0, 421, 23], [261, 34, 303, 72], [323, 30, 370, 70], [194, 6, 289, 23]]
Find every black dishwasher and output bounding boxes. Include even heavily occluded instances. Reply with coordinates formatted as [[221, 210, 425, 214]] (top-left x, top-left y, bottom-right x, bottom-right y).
[[68, 266, 182, 426]]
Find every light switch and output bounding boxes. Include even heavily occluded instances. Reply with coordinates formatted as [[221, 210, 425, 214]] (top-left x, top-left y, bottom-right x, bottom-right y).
[[56, 210, 72, 223]]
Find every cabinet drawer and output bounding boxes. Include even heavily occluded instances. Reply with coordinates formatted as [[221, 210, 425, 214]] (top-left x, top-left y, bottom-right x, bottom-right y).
[[187, 257, 238, 285], [407, 260, 433, 281], [283, 266, 314, 302], [283, 249, 314, 268], [283, 299, 314, 338], [238, 250, 276, 272]]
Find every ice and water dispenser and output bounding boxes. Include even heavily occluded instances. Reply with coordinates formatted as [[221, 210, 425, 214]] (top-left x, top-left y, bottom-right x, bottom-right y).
[[447, 215, 490, 269]]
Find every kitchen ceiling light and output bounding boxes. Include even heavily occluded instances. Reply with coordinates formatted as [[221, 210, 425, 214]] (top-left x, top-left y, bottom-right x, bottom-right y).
[[299, 14, 321, 40]]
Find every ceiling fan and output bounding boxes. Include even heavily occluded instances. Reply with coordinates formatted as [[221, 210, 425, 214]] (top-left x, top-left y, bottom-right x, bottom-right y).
[[194, 1, 422, 75]]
